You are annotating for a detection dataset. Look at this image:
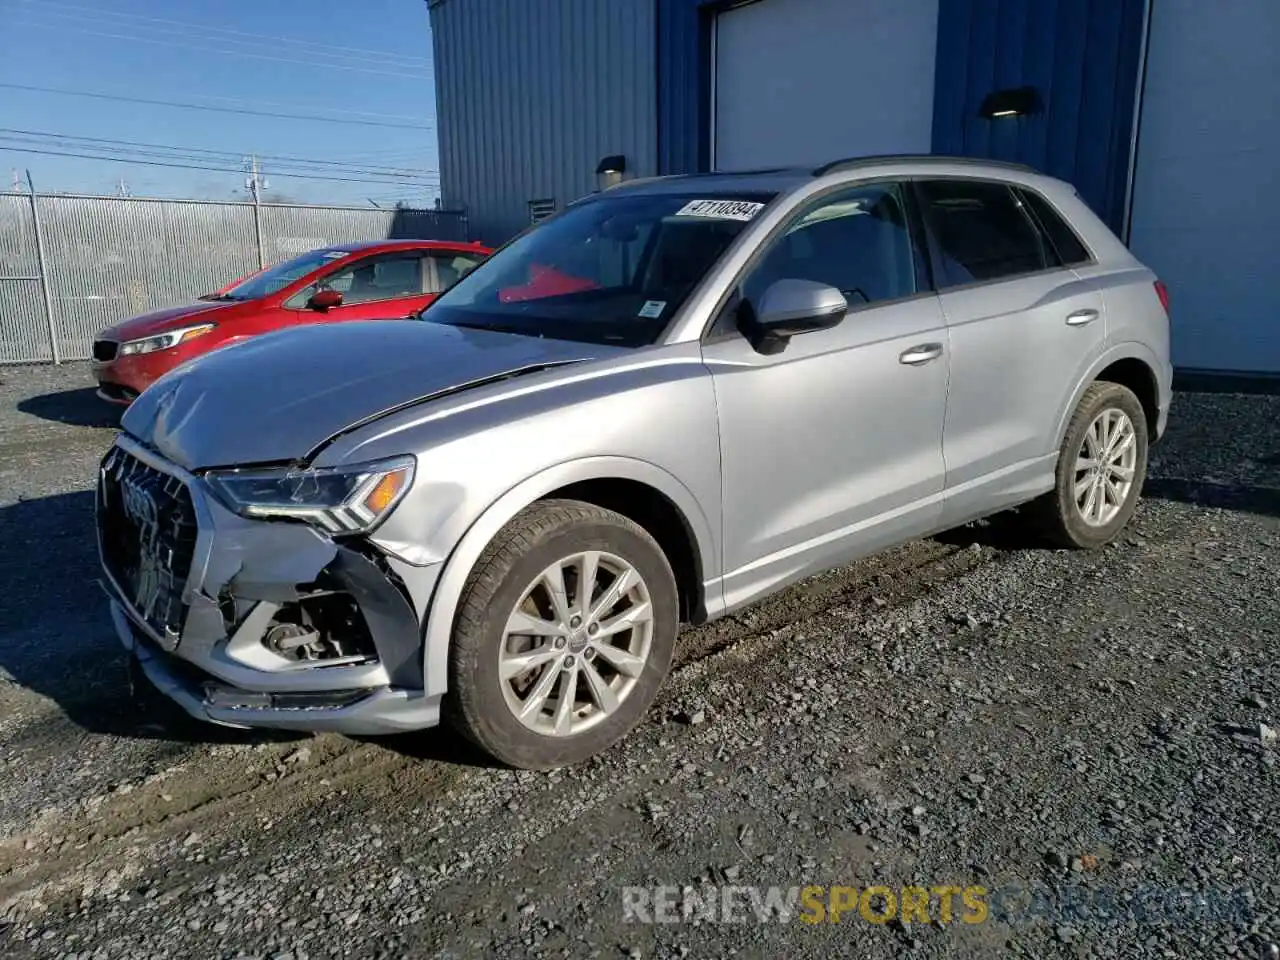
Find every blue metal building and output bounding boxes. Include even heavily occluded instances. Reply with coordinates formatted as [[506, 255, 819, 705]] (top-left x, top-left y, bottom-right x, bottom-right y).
[[428, 0, 1279, 375]]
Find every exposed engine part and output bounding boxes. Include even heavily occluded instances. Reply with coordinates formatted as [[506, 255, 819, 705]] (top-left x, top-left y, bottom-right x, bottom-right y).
[[264, 623, 321, 655], [263, 594, 376, 663]]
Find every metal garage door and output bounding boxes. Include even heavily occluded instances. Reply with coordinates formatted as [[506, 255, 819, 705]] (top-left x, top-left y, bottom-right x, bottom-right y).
[[1127, 0, 1279, 373], [712, 0, 939, 171]]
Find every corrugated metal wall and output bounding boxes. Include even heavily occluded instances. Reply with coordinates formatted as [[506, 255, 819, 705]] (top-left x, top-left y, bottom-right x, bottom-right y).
[[0, 194, 470, 364], [0, 194, 51, 362], [930, 0, 1147, 232], [38, 196, 201, 360], [256, 204, 467, 265], [655, 0, 712, 176], [430, 0, 657, 244], [655, 0, 1145, 233]]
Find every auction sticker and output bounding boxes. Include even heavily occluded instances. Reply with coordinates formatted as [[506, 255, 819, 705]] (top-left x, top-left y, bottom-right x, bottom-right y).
[[674, 199, 765, 221]]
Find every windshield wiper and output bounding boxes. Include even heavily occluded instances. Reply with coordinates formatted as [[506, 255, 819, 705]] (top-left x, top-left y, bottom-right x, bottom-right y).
[[199, 293, 239, 302], [444, 319, 543, 338]]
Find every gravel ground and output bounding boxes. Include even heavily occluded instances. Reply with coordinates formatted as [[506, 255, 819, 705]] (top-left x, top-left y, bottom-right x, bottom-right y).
[[1, 362, 1278, 959]]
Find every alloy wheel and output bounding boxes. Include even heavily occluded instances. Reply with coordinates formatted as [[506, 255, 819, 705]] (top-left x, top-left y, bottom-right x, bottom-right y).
[[1074, 407, 1138, 527], [498, 551, 653, 737]]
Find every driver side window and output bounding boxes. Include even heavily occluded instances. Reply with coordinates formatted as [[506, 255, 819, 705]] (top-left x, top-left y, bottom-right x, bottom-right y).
[[285, 253, 425, 308], [740, 182, 918, 312]]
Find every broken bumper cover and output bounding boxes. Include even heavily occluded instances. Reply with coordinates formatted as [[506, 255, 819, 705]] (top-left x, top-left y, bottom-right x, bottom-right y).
[[99, 435, 443, 735], [110, 600, 441, 733]]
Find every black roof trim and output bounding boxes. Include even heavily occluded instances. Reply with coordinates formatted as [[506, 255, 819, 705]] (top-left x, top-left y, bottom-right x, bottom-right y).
[[812, 154, 1038, 177]]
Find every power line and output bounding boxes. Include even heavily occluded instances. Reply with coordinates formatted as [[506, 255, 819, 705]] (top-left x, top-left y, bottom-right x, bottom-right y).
[[11, 0, 433, 67], [333, 148, 438, 158], [0, 128, 438, 178], [178, 98, 429, 125], [10, 6, 433, 71], [53, 86, 432, 124], [10, 19, 430, 80], [0, 138, 440, 183], [0, 83, 434, 130], [0, 145, 440, 187], [318, 148, 443, 164]]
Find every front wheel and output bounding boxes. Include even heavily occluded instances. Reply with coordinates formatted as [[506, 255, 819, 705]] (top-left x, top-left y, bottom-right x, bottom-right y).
[[445, 499, 678, 770], [1032, 380, 1149, 549]]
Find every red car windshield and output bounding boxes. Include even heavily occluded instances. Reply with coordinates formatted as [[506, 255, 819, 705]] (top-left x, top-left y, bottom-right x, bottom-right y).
[[217, 248, 352, 301], [425, 191, 777, 346]]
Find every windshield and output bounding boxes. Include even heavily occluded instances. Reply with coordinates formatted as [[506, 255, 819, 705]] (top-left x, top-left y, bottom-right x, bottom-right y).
[[423, 191, 776, 346], [218, 248, 351, 301]]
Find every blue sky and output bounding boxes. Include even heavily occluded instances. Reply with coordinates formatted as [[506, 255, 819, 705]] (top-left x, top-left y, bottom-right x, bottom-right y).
[[0, 0, 439, 205]]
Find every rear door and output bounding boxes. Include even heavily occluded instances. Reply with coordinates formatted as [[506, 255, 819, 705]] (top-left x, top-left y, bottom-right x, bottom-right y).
[[914, 178, 1106, 526]]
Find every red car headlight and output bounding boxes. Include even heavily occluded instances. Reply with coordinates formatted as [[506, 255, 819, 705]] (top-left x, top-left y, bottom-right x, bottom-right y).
[[119, 322, 215, 357]]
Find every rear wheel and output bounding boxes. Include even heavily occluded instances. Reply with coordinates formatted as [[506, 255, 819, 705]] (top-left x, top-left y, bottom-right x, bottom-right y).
[[1033, 380, 1149, 549], [445, 499, 678, 769]]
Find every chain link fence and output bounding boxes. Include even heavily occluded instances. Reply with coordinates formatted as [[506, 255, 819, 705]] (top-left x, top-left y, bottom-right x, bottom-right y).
[[0, 192, 469, 363]]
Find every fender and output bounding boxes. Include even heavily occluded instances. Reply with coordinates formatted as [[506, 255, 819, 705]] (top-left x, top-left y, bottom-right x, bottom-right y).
[[1051, 340, 1167, 451], [419, 456, 720, 699]]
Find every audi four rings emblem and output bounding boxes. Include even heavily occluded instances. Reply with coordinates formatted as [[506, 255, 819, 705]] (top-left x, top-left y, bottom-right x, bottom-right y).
[[121, 475, 159, 529]]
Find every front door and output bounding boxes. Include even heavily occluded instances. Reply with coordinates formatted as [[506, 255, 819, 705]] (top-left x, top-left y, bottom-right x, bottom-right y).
[[703, 181, 949, 611], [287, 251, 436, 323]]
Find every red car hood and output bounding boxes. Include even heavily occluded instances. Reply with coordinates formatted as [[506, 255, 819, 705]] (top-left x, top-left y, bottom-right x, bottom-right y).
[[99, 301, 233, 341]]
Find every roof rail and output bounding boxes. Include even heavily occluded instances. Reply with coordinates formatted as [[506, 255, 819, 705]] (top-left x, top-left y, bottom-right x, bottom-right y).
[[812, 154, 1039, 177], [656, 166, 805, 180]]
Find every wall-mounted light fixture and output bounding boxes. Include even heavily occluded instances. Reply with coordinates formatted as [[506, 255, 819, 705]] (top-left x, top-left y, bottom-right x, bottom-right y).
[[979, 86, 1041, 119], [596, 154, 627, 189]]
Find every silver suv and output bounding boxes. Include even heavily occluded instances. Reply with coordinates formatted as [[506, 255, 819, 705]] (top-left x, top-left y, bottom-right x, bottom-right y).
[[98, 156, 1172, 769]]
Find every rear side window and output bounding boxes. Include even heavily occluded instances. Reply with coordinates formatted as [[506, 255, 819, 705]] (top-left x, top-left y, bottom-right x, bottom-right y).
[[1016, 188, 1092, 266], [429, 252, 486, 292], [916, 179, 1053, 287]]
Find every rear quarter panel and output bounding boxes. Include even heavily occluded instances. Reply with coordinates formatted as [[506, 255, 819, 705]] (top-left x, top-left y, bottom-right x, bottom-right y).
[[1097, 273, 1172, 396], [1033, 179, 1173, 444]]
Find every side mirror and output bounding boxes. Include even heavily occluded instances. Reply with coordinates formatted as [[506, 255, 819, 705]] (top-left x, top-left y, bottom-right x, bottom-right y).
[[307, 289, 343, 311], [744, 279, 847, 350]]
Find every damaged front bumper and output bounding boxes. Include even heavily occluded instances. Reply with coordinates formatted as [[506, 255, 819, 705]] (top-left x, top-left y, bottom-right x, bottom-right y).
[[98, 435, 443, 735]]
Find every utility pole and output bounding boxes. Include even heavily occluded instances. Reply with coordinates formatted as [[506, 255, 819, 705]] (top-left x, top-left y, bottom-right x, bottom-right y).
[[117, 176, 130, 198], [10, 168, 20, 192], [26, 171, 60, 364], [244, 154, 269, 201], [244, 155, 267, 269]]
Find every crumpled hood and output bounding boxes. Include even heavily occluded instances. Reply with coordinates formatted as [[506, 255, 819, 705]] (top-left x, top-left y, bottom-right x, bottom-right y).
[[100, 301, 229, 340], [121, 320, 609, 470]]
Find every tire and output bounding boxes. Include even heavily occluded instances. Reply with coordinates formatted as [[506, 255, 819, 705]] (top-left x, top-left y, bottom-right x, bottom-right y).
[[1032, 380, 1149, 549], [445, 499, 678, 770]]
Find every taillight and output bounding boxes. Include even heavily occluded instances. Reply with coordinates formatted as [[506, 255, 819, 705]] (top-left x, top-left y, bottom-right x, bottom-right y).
[[1153, 280, 1170, 316]]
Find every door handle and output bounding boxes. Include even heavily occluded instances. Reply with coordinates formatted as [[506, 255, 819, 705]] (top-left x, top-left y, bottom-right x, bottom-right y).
[[1065, 308, 1099, 326], [899, 343, 944, 365]]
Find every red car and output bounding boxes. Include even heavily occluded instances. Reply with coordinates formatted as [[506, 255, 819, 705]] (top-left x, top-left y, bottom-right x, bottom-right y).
[[91, 239, 492, 404]]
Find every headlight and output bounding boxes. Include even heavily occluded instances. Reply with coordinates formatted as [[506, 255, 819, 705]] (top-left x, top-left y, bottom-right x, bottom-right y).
[[205, 456, 415, 533], [119, 322, 215, 356]]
